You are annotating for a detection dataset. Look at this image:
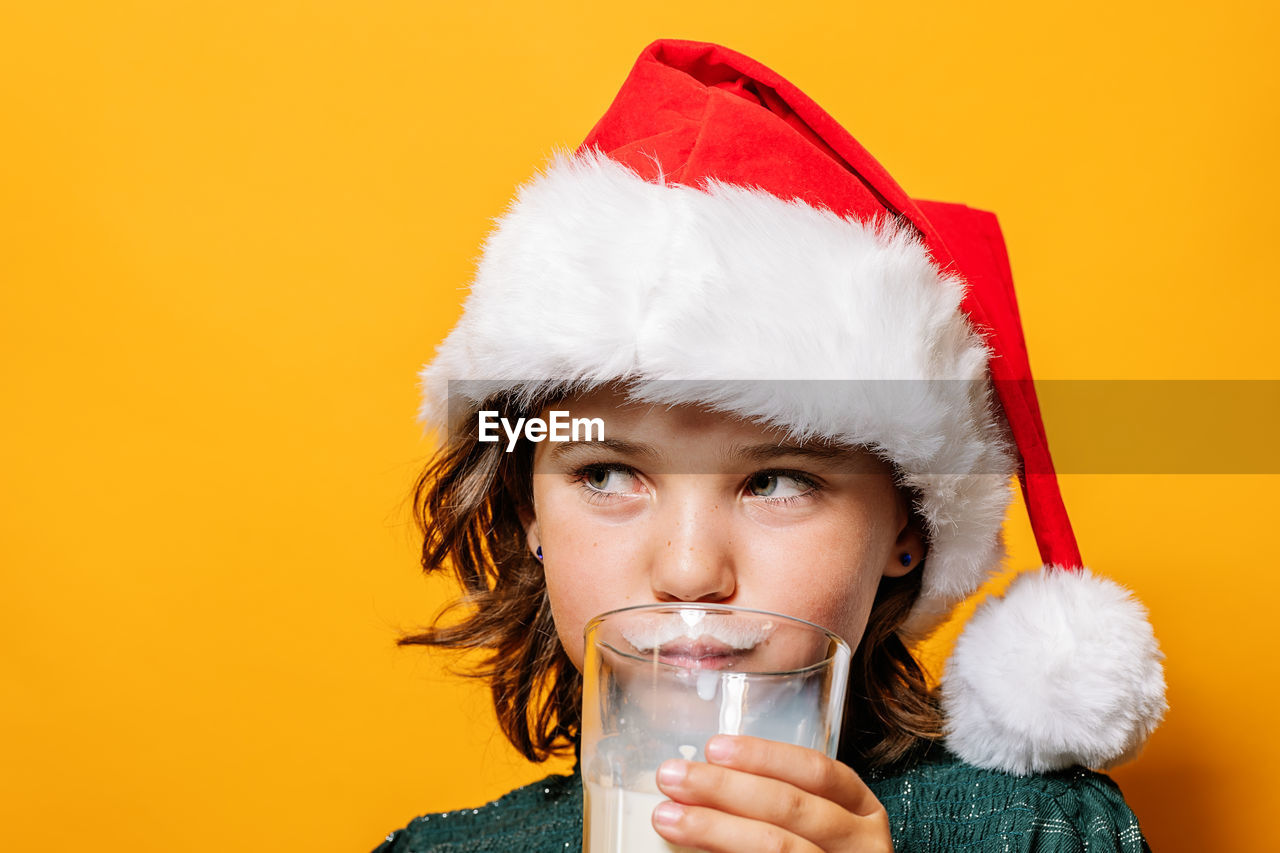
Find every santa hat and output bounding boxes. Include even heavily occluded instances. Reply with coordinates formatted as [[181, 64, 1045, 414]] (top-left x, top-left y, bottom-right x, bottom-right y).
[[418, 39, 1165, 775]]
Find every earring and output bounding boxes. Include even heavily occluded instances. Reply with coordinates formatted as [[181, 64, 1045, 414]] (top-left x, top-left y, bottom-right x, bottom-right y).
[[899, 553, 912, 567], [536, 546, 543, 561]]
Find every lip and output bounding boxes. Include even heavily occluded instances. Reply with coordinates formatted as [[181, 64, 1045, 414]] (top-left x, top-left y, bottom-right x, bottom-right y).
[[656, 639, 742, 670]]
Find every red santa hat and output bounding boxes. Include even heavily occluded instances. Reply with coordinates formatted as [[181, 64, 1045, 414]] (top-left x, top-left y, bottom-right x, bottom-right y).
[[419, 39, 1166, 775]]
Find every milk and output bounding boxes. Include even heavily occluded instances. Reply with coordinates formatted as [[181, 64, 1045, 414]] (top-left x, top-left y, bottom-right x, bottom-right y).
[[583, 679, 825, 852], [584, 782, 698, 853]]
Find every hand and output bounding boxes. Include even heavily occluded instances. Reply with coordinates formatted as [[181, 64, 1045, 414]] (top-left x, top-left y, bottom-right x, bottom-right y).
[[651, 734, 893, 853]]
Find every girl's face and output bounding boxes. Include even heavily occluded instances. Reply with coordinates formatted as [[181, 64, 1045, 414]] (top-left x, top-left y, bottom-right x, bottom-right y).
[[523, 387, 924, 671]]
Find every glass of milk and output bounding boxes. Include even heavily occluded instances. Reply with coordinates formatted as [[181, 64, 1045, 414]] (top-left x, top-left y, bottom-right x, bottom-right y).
[[580, 604, 851, 853]]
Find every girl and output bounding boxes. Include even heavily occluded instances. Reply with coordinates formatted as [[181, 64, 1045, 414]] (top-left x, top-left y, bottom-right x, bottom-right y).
[[376, 40, 1166, 852]]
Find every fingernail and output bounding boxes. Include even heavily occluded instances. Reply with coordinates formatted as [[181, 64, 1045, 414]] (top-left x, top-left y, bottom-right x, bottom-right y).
[[652, 800, 682, 828], [705, 736, 733, 762], [657, 760, 686, 786]]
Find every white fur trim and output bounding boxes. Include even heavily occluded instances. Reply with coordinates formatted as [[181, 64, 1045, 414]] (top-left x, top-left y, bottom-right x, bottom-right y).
[[941, 567, 1168, 774], [419, 150, 1017, 632]]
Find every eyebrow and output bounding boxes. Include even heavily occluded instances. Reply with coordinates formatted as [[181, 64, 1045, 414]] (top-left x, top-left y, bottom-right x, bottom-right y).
[[546, 438, 854, 467], [547, 437, 664, 464], [730, 442, 854, 465]]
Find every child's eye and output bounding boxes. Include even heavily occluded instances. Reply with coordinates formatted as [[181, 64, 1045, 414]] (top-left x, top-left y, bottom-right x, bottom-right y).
[[745, 471, 816, 500], [574, 464, 641, 496]]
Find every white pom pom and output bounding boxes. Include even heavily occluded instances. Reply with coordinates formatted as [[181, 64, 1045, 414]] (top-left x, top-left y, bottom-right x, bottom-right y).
[[940, 567, 1167, 775]]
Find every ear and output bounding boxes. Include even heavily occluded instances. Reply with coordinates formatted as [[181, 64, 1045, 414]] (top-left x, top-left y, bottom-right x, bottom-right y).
[[883, 516, 928, 579], [517, 503, 541, 558]]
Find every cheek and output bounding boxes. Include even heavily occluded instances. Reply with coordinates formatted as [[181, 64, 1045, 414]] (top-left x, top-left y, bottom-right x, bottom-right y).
[[540, 562, 597, 670], [767, 565, 880, 650], [735, 511, 890, 649], [535, 490, 647, 670], [822, 571, 881, 650]]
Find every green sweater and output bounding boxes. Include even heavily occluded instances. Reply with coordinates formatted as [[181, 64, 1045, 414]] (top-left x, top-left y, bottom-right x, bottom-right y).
[[373, 747, 1149, 852]]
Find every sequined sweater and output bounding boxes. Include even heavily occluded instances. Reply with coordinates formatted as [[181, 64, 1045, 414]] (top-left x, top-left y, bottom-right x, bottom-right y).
[[372, 747, 1150, 852]]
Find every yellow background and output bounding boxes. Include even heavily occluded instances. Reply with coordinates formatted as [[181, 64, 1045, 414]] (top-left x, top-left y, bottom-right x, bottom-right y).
[[3, 2, 1277, 850]]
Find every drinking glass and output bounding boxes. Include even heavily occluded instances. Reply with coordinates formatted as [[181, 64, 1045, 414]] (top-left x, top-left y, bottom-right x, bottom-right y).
[[581, 603, 851, 853]]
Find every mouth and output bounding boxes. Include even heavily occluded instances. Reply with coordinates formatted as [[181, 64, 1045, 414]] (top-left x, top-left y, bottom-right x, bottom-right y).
[[621, 613, 775, 669], [655, 639, 743, 670]]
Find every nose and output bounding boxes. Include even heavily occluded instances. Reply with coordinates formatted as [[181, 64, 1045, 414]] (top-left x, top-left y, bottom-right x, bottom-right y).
[[647, 489, 737, 603]]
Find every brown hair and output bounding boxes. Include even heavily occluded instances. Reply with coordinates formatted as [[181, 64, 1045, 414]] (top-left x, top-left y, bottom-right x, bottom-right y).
[[399, 394, 943, 769]]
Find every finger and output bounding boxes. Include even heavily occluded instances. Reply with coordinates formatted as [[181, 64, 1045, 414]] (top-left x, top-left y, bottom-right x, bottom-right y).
[[656, 758, 854, 848], [704, 735, 884, 818], [652, 800, 823, 853]]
